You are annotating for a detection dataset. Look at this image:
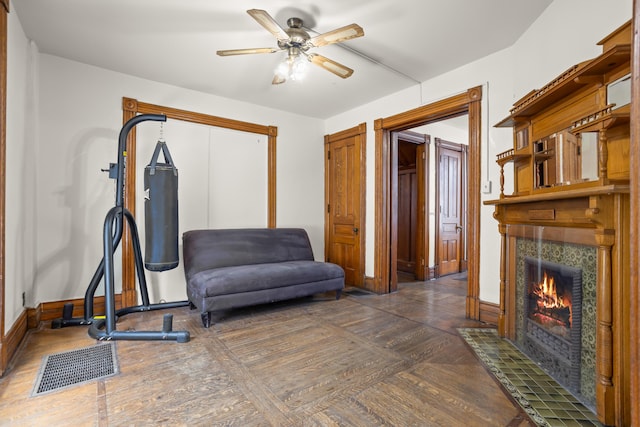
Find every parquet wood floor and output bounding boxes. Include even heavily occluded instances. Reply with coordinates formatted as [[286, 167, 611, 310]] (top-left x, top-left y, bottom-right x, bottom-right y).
[[0, 273, 534, 426]]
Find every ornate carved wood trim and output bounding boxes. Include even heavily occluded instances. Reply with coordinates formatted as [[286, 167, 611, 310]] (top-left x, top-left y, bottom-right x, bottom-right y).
[[121, 98, 277, 307], [595, 229, 615, 426], [373, 85, 483, 312]]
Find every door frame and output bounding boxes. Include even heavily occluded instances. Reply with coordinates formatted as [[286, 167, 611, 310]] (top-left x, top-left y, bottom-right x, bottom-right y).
[[324, 123, 366, 287], [374, 86, 482, 320], [434, 138, 468, 277]]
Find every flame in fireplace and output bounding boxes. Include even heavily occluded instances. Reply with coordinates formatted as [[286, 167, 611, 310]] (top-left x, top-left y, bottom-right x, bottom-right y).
[[532, 271, 572, 327], [533, 272, 564, 308]]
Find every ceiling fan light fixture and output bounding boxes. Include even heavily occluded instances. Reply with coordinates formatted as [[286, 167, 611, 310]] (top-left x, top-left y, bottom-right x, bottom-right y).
[[275, 49, 310, 83]]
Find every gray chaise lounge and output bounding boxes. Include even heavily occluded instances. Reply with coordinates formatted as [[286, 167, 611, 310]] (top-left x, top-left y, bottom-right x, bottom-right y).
[[182, 228, 345, 327]]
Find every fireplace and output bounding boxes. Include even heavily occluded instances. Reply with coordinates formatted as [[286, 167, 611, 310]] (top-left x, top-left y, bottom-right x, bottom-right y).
[[521, 257, 582, 396], [511, 234, 598, 411]]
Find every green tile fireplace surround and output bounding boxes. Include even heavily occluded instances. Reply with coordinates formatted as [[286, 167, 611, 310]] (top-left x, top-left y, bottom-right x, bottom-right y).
[[514, 235, 598, 411]]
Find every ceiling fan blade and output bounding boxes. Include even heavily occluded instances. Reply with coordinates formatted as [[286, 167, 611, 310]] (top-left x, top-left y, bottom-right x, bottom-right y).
[[272, 74, 286, 85], [247, 9, 290, 41], [309, 54, 354, 79], [217, 47, 279, 56], [308, 24, 364, 47]]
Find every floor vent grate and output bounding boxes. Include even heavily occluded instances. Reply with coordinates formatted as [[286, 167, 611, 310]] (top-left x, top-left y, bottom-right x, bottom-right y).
[[32, 343, 118, 396]]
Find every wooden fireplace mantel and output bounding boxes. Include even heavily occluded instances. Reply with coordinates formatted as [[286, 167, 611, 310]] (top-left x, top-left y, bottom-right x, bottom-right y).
[[486, 185, 630, 426], [485, 21, 632, 425]]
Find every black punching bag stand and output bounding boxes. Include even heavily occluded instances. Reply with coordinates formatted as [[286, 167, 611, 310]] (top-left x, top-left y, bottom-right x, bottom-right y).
[[52, 114, 190, 343]]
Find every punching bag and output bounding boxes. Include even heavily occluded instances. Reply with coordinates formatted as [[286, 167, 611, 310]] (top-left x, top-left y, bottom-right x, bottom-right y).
[[144, 140, 179, 271]]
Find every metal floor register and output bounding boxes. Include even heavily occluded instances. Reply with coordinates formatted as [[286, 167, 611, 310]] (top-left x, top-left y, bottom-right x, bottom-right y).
[[32, 343, 118, 396]]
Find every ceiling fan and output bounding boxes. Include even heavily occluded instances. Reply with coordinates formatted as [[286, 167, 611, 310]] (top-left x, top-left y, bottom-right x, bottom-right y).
[[217, 9, 364, 84]]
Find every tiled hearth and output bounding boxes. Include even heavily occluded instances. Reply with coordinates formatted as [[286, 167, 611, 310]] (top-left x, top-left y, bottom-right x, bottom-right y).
[[459, 328, 602, 427]]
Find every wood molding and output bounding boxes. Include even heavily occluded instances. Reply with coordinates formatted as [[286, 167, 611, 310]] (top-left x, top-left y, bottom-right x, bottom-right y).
[[121, 98, 277, 307], [363, 276, 376, 292], [268, 126, 277, 228], [374, 118, 390, 293], [0, 0, 7, 376], [35, 295, 123, 323], [630, 4, 639, 425], [121, 106, 137, 307], [374, 86, 483, 322], [466, 89, 482, 320], [479, 300, 500, 326], [0, 309, 27, 377]]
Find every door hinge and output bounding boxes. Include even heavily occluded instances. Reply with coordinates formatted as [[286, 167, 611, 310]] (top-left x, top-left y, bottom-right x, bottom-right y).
[[327, 204, 330, 213], [422, 151, 426, 160], [327, 151, 331, 160]]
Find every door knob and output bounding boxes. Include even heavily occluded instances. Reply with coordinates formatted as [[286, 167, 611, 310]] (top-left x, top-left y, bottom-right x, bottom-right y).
[[456, 225, 463, 232], [353, 227, 359, 234]]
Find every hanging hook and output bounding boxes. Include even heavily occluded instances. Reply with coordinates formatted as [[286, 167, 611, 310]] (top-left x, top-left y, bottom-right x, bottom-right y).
[[159, 121, 165, 143]]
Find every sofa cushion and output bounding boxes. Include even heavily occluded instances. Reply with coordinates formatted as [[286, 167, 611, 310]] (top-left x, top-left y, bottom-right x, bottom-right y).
[[187, 260, 344, 298], [183, 228, 315, 280]]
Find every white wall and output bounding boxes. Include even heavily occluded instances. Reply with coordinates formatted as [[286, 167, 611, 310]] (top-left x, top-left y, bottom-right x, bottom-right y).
[[5, 2, 37, 332], [32, 54, 326, 305], [325, 0, 631, 304]]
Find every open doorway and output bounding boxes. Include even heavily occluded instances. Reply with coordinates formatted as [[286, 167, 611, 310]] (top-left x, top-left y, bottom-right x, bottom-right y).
[[394, 131, 429, 282], [374, 86, 482, 320], [393, 115, 469, 283]]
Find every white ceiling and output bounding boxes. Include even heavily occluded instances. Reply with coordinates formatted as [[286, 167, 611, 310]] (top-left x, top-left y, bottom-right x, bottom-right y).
[[12, 0, 553, 119]]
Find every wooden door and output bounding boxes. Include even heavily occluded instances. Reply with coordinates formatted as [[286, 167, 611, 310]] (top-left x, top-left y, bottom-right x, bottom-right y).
[[325, 124, 366, 287], [395, 133, 429, 281], [397, 140, 417, 274], [436, 141, 464, 276], [397, 167, 417, 274]]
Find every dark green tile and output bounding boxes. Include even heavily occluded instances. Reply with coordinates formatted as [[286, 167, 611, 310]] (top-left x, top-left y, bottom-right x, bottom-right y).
[[458, 328, 602, 427]]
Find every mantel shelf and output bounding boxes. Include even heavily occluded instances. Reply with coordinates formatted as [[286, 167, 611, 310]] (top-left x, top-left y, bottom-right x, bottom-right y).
[[484, 184, 630, 206]]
